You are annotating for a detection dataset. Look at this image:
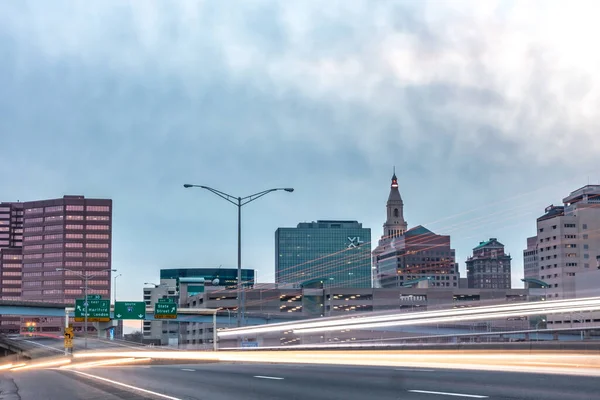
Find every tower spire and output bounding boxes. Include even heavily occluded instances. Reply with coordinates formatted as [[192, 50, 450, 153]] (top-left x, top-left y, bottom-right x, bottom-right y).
[[384, 168, 406, 238]]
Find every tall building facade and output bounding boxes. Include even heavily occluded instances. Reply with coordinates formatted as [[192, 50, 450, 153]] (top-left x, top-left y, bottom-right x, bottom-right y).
[[466, 238, 512, 289], [0, 196, 113, 333], [523, 236, 539, 280], [373, 173, 459, 288], [275, 220, 372, 288], [529, 186, 600, 303]]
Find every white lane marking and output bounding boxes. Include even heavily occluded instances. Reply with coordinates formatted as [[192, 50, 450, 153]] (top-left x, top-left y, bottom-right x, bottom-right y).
[[69, 370, 183, 400], [181, 368, 196, 372], [394, 368, 435, 372], [254, 375, 284, 380], [408, 390, 488, 398]]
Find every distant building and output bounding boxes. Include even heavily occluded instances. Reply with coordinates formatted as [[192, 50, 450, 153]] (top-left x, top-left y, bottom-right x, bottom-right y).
[[466, 238, 512, 289], [0, 196, 113, 334], [372, 173, 459, 288], [275, 220, 372, 288], [523, 236, 539, 280], [160, 267, 255, 290], [525, 185, 600, 327]]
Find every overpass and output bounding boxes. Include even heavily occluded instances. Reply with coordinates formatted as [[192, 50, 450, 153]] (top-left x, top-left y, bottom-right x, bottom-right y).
[[0, 300, 283, 324]]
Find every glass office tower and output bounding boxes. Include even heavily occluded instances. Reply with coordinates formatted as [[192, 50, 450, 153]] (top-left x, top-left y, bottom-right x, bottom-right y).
[[275, 220, 372, 288]]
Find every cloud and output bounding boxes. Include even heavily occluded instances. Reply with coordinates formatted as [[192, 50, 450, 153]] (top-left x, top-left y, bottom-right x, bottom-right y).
[[1, 0, 599, 290]]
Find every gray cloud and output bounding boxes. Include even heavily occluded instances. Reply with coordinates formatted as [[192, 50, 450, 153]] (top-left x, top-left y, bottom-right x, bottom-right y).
[[1, 0, 599, 290]]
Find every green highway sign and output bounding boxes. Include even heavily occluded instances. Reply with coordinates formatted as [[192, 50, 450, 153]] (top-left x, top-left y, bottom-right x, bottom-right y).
[[75, 298, 110, 322], [154, 302, 177, 319], [86, 294, 102, 300], [114, 301, 146, 320], [158, 298, 174, 303]]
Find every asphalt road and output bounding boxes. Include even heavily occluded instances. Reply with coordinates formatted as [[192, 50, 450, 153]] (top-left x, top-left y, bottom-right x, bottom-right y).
[[3, 363, 600, 400]]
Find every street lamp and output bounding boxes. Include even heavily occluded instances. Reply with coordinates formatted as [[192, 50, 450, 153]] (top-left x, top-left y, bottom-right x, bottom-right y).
[[183, 184, 294, 327], [114, 273, 122, 304], [57, 267, 116, 349]]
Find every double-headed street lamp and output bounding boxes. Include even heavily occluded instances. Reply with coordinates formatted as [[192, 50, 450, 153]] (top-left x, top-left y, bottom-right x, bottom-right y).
[[57, 267, 116, 349], [183, 184, 294, 327]]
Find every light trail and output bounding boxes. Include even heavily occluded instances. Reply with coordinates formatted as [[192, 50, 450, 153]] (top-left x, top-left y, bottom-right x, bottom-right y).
[[218, 296, 600, 337]]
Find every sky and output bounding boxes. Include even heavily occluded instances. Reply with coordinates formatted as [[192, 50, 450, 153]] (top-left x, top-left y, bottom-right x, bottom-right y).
[[1, 0, 600, 299]]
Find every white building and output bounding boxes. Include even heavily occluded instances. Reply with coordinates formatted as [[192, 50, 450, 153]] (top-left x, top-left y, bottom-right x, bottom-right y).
[[525, 185, 600, 327]]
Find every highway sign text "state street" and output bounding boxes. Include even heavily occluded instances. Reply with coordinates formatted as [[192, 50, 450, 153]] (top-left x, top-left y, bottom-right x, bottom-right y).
[[75, 299, 110, 322], [154, 302, 177, 319], [114, 301, 146, 320]]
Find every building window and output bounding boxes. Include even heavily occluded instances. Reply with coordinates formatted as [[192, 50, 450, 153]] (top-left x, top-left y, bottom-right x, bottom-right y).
[[65, 243, 83, 248], [65, 252, 83, 258], [44, 206, 63, 213], [43, 261, 62, 268], [85, 262, 109, 267], [22, 263, 42, 269], [583, 224, 588, 229], [86, 206, 110, 212], [24, 226, 43, 233], [66, 215, 84, 221], [86, 225, 109, 231], [23, 254, 42, 260], [86, 243, 109, 249], [66, 205, 84, 211], [87, 234, 109, 240], [23, 244, 43, 251], [66, 233, 83, 239], [24, 208, 43, 215], [65, 261, 83, 267], [86, 215, 110, 221], [44, 234, 63, 240], [44, 215, 63, 222], [44, 225, 63, 231], [43, 252, 62, 259], [66, 224, 84, 230], [584, 254, 590, 259], [86, 252, 109, 258]]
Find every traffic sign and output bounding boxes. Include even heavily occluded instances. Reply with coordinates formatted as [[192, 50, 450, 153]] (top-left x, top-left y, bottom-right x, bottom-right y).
[[154, 302, 177, 319], [64, 326, 74, 349], [86, 294, 102, 300], [114, 301, 146, 320], [158, 298, 174, 303], [75, 298, 110, 322]]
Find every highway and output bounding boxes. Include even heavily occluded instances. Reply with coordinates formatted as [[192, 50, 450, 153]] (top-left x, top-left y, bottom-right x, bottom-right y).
[[3, 362, 600, 400]]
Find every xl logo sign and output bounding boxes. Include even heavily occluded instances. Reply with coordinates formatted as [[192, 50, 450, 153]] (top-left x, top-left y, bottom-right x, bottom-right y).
[[347, 237, 364, 248]]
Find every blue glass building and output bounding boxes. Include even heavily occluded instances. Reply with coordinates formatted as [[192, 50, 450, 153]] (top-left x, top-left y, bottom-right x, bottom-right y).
[[275, 220, 372, 288]]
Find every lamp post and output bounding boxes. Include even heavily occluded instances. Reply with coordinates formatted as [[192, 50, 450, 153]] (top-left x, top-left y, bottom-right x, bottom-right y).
[[114, 273, 122, 304], [57, 268, 116, 349], [184, 184, 294, 327]]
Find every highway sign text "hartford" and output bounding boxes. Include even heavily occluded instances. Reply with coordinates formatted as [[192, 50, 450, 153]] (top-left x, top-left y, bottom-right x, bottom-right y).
[[75, 299, 110, 322]]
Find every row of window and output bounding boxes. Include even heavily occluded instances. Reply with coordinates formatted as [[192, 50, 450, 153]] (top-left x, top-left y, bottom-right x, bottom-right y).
[[65, 224, 110, 230], [22, 261, 110, 269], [23, 233, 110, 241], [25, 205, 110, 214], [2, 254, 22, 260]]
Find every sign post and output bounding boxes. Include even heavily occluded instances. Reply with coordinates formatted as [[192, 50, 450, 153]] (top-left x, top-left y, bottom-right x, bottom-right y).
[[64, 326, 74, 352]]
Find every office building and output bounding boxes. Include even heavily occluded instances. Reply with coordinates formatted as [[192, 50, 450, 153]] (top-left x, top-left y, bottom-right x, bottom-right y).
[[373, 173, 459, 288], [466, 238, 512, 289], [143, 268, 255, 344], [524, 185, 600, 326], [523, 236, 539, 280], [275, 220, 372, 288], [160, 267, 255, 290], [0, 196, 113, 333]]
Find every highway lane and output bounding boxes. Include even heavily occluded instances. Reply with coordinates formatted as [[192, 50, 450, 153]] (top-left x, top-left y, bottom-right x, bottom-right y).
[[4, 363, 600, 399]]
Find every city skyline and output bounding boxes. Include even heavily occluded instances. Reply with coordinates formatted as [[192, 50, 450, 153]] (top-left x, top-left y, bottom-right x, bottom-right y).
[[2, 1, 600, 300]]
